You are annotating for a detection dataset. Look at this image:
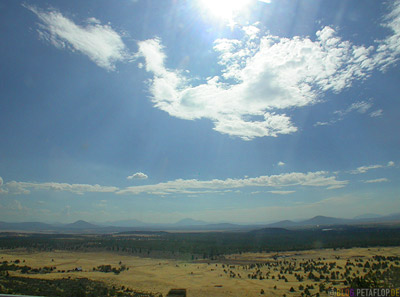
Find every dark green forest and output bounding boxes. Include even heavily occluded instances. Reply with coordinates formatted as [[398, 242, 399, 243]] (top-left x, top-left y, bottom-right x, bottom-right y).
[[0, 275, 157, 297], [1, 226, 400, 260]]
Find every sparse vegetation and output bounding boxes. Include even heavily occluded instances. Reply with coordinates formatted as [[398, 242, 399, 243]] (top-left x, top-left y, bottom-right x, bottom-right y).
[[0, 230, 399, 296], [0, 275, 157, 297]]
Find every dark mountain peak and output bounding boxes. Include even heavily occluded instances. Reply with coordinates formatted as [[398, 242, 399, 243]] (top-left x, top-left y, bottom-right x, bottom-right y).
[[174, 218, 207, 226], [64, 220, 98, 229], [266, 220, 297, 228], [311, 215, 331, 220], [301, 216, 349, 226]]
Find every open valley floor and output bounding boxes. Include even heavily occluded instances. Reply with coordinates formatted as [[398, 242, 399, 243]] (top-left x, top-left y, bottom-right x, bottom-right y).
[[1, 246, 400, 296]]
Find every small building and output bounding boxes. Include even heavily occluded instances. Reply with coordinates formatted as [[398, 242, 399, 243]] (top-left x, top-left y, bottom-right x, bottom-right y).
[[166, 288, 187, 297]]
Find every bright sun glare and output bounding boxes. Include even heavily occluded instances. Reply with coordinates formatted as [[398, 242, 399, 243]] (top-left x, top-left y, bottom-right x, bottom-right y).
[[200, 0, 251, 20]]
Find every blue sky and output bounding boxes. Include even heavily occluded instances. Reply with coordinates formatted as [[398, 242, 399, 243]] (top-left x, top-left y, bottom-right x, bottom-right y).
[[0, 0, 399, 224]]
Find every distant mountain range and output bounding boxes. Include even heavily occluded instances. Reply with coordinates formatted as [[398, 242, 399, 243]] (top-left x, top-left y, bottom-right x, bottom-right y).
[[268, 215, 354, 228], [263, 213, 400, 228], [353, 213, 383, 220], [0, 213, 399, 233], [63, 220, 99, 229]]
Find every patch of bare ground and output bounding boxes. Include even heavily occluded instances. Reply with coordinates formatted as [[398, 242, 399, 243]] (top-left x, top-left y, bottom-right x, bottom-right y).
[[1, 246, 400, 297]]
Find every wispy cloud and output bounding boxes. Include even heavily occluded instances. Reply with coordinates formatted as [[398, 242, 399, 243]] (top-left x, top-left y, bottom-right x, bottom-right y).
[[364, 178, 389, 183], [4, 181, 118, 195], [127, 172, 148, 180], [343, 101, 374, 114], [350, 161, 395, 174], [375, 0, 400, 71], [24, 4, 131, 71], [0, 177, 6, 194], [369, 109, 384, 118], [351, 164, 384, 174], [117, 171, 348, 195], [268, 190, 295, 195], [0, 169, 348, 197], [315, 100, 375, 127], [278, 161, 285, 166], [326, 185, 347, 190]]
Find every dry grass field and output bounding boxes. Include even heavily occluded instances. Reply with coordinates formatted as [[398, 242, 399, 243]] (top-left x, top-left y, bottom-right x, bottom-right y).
[[1, 246, 400, 297]]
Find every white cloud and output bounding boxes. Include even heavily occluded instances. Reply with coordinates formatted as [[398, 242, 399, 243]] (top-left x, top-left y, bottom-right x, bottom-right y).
[[4, 181, 118, 195], [346, 101, 373, 114], [314, 121, 330, 127], [24, 4, 130, 71], [268, 190, 295, 195], [351, 164, 383, 174], [138, 25, 378, 140], [127, 172, 148, 180], [370, 109, 383, 118], [242, 25, 260, 40], [136, 1, 400, 140], [364, 178, 389, 183], [316, 100, 374, 126], [117, 171, 348, 195], [1, 172, 345, 197], [278, 161, 285, 166], [337, 100, 373, 116], [375, 0, 400, 71], [326, 184, 346, 190], [351, 161, 395, 174], [0, 177, 6, 194]]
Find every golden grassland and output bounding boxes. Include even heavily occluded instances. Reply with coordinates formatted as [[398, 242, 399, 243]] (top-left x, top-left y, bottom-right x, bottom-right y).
[[1, 246, 400, 297]]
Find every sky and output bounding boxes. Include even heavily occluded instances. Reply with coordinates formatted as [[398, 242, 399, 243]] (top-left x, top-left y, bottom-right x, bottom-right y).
[[0, 0, 399, 224]]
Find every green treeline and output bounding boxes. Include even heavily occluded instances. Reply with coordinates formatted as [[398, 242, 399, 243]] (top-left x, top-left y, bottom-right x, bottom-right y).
[[0, 275, 156, 297], [1, 227, 400, 259]]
